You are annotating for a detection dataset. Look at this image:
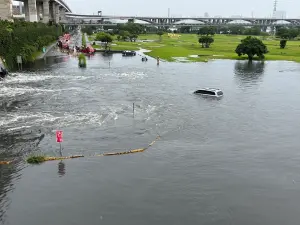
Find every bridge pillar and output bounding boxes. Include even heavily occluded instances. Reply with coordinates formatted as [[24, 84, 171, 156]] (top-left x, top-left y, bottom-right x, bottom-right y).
[[27, 0, 38, 22], [0, 0, 13, 21], [54, 4, 59, 23], [49, 1, 54, 22], [42, 0, 49, 23], [37, 2, 43, 21], [51, 2, 59, 23], [23, 0, 29, 21], [59, 8, 66, 23]]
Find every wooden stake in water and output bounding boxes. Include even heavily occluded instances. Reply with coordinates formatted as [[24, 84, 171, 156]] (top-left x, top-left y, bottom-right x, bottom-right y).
[[133, 103, 135, 117], [59, 143, 62, 156]]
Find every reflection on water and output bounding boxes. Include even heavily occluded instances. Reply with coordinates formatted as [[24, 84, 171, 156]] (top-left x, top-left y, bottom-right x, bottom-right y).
[[234, 61, 265, 85], [101, 53, 113, 61], [0, 165, 13, 225], [58, 161, 66, 177]]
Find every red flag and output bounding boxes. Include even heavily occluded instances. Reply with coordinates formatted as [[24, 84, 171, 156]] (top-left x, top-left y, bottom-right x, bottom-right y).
[[56, 131, 63, 143]]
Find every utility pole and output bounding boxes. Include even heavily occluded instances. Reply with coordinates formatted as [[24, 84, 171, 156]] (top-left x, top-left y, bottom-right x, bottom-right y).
[[272, 0, 278, 36], [273, 0, 277, 18]]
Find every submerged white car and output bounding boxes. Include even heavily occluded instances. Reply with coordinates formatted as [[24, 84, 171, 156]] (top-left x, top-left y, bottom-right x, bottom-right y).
[[194, 88, 223, 97]]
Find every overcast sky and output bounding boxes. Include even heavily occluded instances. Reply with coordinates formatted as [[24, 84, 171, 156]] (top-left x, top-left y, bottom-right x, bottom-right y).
[[64, 0, 299, 18]]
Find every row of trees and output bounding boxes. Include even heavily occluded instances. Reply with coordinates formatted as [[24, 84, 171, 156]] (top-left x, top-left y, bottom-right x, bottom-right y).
[[177, 25, 270, 35], [83, 23, 300, 40], [197, 26, 267, 36], [0, 20, 63, 69], [276, 27, 300, 40], [114, 23, 144, 42]]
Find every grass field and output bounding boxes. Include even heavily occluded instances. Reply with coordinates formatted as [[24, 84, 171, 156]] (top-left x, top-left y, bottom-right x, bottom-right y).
[[89, 34, 300, 62]]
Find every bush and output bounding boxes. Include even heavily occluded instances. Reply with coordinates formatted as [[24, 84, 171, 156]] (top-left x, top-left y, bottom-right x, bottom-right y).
[[27, 154, 46, 164], [0, 20, 63, 69], [78, 53, 86, 67]]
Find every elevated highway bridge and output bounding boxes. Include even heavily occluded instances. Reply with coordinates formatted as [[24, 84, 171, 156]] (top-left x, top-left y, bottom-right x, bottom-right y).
[[64, 13, 300, 27]]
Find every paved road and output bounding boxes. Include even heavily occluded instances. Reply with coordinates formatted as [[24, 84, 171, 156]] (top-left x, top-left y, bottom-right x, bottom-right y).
[[36, 43, 58, 59]]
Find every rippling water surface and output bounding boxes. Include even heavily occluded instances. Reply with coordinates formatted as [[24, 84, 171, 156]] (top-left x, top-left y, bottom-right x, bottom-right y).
[[1, 53, 300, 225]]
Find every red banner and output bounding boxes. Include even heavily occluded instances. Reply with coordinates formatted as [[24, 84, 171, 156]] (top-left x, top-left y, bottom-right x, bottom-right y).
[[56, 131, 63, 143]]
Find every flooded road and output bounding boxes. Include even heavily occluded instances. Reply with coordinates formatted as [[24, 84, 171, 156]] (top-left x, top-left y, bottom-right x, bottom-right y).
[[1, 54, 300, 225]]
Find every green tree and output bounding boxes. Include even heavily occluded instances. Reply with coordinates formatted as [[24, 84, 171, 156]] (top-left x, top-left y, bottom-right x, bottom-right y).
[[95, 32, 113, 50], [95, 32, 113, 42], [288, 28, 299, 39], [198, 36, 214, 48], [198, 26, 216, 36], [157, 30, 164, 41], [276, 27, 299, 40], [219, 26, 229, 34], [119, 30, 130, 41], [118, 23, 143, 36], [229, 25, 245, 35], [243, 27, 261, 36], [280, 40, 287, 49], [179, 26, 191, 33], [129, 33, 138, 42], [235, 36, 268, 61]]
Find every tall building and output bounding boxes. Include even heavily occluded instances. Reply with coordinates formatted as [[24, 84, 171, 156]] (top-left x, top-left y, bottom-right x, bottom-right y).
[[204, 12, 209, 18], [12, 2, 23, 15]]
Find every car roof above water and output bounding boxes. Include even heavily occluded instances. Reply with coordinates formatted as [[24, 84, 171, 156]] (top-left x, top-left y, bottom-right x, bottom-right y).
[[198, 88, 222, 92]]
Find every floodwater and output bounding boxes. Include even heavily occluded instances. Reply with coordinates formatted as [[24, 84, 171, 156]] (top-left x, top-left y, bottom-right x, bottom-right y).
[[1, 53, 300, 225]]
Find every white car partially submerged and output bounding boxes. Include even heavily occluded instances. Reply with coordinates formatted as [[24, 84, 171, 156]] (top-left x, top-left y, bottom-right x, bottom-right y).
[[194, 88, 223, 97]]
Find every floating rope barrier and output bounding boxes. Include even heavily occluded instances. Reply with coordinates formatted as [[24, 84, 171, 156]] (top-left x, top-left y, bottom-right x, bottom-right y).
[[97, 135, 160, 157], [44, 155, 84, 161], [99, 148, 145, 157], [0, 135, 161, 165]]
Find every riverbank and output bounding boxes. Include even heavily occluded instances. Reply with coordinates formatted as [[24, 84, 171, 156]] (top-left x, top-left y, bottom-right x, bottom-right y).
[[90, 34, 300, 62]]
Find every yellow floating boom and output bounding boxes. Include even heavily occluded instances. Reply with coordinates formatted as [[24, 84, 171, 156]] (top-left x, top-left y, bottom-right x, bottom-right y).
[[101, 148, 145, 156], [44, 155, 84, 161], [0, 161, 12, 165]]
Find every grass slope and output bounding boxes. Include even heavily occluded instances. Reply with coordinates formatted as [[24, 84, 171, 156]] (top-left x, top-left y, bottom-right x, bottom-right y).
[[90, 34, 300, 62]]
